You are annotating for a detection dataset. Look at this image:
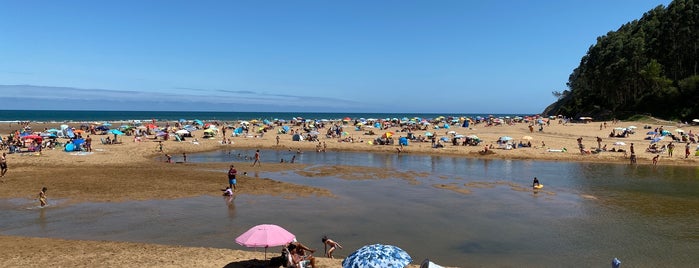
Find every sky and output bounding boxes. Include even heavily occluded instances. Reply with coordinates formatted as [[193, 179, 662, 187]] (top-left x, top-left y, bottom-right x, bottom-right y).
[[0, 0, 673, 114]]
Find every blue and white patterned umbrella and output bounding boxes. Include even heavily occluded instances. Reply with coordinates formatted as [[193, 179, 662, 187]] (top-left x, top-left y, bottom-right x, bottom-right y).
[[342, 244, 412, 268]]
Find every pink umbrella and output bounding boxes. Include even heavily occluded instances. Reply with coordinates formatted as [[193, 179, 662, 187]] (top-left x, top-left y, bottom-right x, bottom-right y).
[[235, 224, 295, 258]]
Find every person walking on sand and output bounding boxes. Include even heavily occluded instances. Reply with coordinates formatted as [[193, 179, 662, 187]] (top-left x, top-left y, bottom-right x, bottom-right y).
[[653, 154, 660, 165], [251, 149, 261, 167], [685, 142, 691, 158], [38, 187, 48, 207], [227, 165, 237, 191], [322, 235, 342, 259], [1, 152, 8, 178]]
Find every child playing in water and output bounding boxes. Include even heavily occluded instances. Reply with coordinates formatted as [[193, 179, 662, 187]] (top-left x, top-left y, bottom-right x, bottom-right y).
[[38, 187, 48, 207], [322, 235, 342, 259], [221, 186, 233, 196]]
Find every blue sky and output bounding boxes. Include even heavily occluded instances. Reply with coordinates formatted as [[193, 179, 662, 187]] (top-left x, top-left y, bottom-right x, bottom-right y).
[[0, 0, 672, 113]]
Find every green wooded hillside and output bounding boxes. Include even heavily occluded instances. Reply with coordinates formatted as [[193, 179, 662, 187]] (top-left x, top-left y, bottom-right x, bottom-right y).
[[544, 0, 699, 121]]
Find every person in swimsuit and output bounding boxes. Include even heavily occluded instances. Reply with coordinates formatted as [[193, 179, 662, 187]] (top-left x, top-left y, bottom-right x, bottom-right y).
[[221, 186, 233, 196], [322, 235, 343, 259], [1, 152, 7, 178], [38, 187, 48, 207], [251, 149, 261, 167]]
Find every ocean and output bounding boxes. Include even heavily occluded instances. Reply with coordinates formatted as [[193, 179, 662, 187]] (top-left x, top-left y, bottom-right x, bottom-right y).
[[0, 110, 531, 122]]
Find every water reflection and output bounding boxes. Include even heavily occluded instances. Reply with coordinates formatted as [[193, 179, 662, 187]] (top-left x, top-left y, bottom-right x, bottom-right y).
[[224, 195, 236, 219], [2, 150, 699, 267]]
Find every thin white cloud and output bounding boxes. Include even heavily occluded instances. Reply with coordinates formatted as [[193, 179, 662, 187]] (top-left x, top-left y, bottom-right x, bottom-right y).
[[0, 84, 362, 110]]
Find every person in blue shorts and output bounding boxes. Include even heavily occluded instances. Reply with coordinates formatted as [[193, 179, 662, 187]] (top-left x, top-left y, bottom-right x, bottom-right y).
[[228, 165, 237, 191]]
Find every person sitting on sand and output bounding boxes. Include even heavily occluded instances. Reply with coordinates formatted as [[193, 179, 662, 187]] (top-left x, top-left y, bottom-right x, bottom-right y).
[[322, 235, 342, 259], [532, 177, 540, 188], [290, 245, 316, 268]]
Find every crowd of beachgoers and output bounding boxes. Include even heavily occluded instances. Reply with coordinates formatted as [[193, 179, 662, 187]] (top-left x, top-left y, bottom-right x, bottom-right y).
[[1, 114, 697, 267]]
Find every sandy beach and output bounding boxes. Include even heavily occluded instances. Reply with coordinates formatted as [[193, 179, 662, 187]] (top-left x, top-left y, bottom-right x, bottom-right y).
[[1, 116, 697, 267]]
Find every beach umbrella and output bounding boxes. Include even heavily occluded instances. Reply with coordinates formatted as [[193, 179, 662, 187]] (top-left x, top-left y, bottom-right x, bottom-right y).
[[614, 127, 626, 131], [467, 134, 479, 139], [39, 132, 57, 138], [675, 129, 685, 133], [203, 128, 216, 134], [382, 132, 394, 138], [46, 128, 60, 133], [235, 224, 295, 259], [627, 126, 637, 129], [693, 119, 699, 123], [454, 134, 464, 138], [424, 132, 433, 137], [447, 130, 456, 135], [193, 119, 204, 126], [109, 129, 125, 135], [651, 136, 665, 144], [499, 136, 513, 141], [175, 129, 190, 135], [102, 122, 112, 127], [22, 135, 43, 142], [646, 131, 657, 135], [179, 118, 187, 123], [342, 244, 412, 268], [156, 131, 168, 137], [309, 131, 320, 135], [96, 125, 110, 131], [521, 136, 533, 140], [614, 141, 626, 146]]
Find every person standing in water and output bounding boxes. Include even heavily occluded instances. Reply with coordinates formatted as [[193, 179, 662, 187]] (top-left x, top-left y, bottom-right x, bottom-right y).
[[38, 187, 48, 207], [251, 149, 261, 167], [322, 235, 343, 259]]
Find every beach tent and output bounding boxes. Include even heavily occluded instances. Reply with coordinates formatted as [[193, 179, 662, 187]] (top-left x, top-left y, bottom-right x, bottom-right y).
[[399, 137, 408, 146], [462, 121, 470, 128], [292, 134, 303, 141], [282, 126, 290, 133], [64, 128, 76, 139], [234, 127, 244, 136]]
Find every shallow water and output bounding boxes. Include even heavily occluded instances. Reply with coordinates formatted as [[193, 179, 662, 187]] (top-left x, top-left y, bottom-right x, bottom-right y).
[[2, 150, 699, 267]]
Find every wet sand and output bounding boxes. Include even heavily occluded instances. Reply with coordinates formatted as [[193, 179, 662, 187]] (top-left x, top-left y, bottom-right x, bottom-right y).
[[0, 117, 695, 267]]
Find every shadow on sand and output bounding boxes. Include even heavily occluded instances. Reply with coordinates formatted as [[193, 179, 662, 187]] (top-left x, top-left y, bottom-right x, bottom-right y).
[[222, 256, 287, 268]]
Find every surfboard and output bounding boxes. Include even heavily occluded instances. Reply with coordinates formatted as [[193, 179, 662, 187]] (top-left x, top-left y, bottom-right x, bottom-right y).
[[533, 184, 544, 189]]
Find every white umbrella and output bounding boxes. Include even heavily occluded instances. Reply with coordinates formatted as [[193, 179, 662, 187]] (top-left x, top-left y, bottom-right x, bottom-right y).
[[614, 141, 626, 146], [675, 129, 685, 133], [175, 129, 190, 135]]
